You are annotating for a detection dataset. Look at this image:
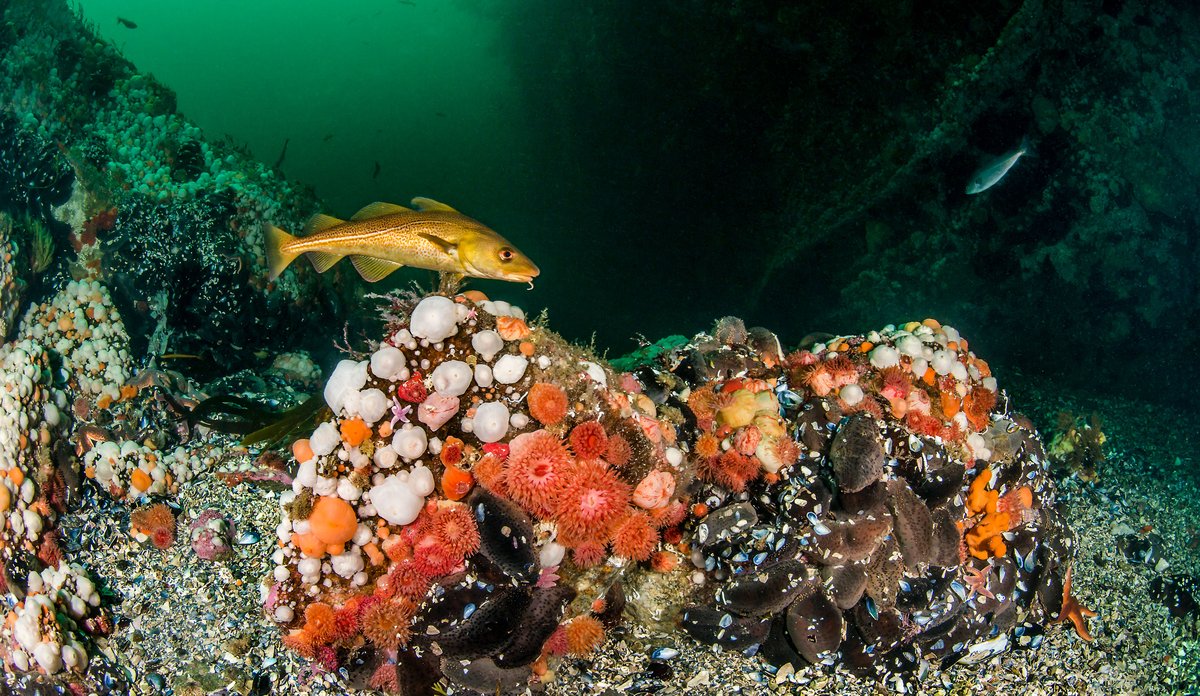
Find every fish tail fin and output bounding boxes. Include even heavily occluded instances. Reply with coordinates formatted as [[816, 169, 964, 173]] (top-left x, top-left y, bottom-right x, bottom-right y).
[[1020, 134, 1034, 156], [264, 223, 299, 281]]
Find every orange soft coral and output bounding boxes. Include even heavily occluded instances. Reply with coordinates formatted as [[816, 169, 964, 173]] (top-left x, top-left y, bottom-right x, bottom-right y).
[[340, 417, 372, 447], [964, 468, 1033, 560]]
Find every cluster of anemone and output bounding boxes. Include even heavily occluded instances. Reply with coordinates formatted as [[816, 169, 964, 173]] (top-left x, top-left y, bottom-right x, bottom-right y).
[[784, 318, 1000, 462], [668, 318, 1082, 684], [268, 291, 691, 691], [1, 562, 106, 676]]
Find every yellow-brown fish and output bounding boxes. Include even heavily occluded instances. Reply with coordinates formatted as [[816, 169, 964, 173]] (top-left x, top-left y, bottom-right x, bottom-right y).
[[264, 197, 540, 285]]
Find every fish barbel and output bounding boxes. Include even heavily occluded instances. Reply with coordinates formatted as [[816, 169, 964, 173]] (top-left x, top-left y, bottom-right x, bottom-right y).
[[264, 197, 540, 285]]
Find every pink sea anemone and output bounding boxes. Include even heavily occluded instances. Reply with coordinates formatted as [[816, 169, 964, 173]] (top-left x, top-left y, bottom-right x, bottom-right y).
[[553, 461, 630, 542], [569, 421, 609, 461], [505, 430, 571, 517], [632, 470, 675, 510]]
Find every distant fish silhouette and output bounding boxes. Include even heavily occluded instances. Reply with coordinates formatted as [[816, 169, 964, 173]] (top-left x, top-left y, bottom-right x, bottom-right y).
[[274, 138, 289, 169], [322, 133, 334, 143], [436, 112, 447, 118], [117, 17, 137, 29], [373, 161, 381, 179], [966, 136, 1030, 194]]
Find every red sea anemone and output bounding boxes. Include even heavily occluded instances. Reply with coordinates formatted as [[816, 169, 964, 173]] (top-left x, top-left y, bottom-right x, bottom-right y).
[[130, 503, 176, 550], [694, 432, 720, 460], [571, 541, 607, 568], [732, 425, 761, 455], [564, 616, 605, 655], [380, 561, 432, 601], [698, 450, 760, 492], [802, 364, 836, 397], [505, 430, 571, 516], [825, 354, 859, 387], [569, 421, 609, 461], [553, 461, 630, 543], [528, 382, 568, 425], [605, 433, 632, 467], [303, 602, 338, 644], [879, 367, 912, 401], [361, 598, 417, 649], [611, 511, 658, 561], [424, 503, 480, 559]]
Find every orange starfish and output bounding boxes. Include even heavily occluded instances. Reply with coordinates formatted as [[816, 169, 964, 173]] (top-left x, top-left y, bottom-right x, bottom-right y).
[[1053, 564, 1098, 641]]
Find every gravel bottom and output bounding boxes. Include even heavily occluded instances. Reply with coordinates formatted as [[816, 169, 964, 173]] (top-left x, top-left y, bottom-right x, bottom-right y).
[[7, 379, 1197, 696]]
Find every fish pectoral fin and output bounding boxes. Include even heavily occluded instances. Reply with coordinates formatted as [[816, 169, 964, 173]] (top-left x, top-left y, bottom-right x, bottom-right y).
[[350, 201, 411, 221], [417, 232, 459, 259], [302, 213, 344, 235], [350, 255, 405, 282], [305, 250, 345, 273], [411, 197, 459, 213]]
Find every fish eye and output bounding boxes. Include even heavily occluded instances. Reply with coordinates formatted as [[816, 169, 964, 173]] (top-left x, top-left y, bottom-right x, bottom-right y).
[[498, 248, 514, 262]]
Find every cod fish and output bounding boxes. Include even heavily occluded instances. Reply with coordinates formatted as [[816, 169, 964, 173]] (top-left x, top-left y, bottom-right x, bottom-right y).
[[965, 136, 1030, 194], [265, 197, 540, 285]]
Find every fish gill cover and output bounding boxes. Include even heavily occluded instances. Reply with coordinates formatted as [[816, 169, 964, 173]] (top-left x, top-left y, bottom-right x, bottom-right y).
[[0, 0, 1196, 695]]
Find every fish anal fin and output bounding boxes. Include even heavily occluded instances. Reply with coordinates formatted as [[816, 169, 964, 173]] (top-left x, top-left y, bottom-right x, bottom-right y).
[[418, 232, 459, 258], [351, 201, 411, 221], [305, 250, 344, 273], [411, 197, 459, 213], [303, 213, 344, 235], [350, 255, 405, 282]]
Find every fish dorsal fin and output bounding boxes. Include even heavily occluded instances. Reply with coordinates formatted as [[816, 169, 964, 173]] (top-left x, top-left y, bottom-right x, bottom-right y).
[[418, 232, 459, 259], [303, 213, 344, 235], [411, 197, 459, 213], [350, 201, 411, 221], [305, 250, 344, 273], [350, 255, 405, 282]]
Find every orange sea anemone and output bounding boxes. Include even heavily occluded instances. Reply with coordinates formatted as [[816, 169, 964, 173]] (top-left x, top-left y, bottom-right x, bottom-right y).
[[605, 433, 632, 467], [694, 432, 720, 459], [528, 382, 568, 425], [651, 550, 679, 573], [505, 430, 571, 517], [361, 598, 416, 649], [425, 503, 480, 559], [472, 452, 508, 495], [130, 502, 176, 550], [339, 417, 372, 447], [732, 425, 761, 456], [303, 602, 338, 644], [564, 616, 605, 655], [553, 461, 630, 542], [962, 388, 997, 431], [570, 421, 609, 461], [698, 450, 760, 492], [611, 511, 658, 561], [307, 496, 358, 555], [571, 541, 607, 568], [496, 315, 531, 341]]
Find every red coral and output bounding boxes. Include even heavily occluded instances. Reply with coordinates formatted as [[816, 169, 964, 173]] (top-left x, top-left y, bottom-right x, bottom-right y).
[[505, 430, 571, 517], [552, 461, 630, 542], [569, 421, 609, 461]]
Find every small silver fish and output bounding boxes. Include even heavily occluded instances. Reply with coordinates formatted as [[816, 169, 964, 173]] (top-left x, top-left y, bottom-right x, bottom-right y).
[[966, 137, 1030, 194]]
